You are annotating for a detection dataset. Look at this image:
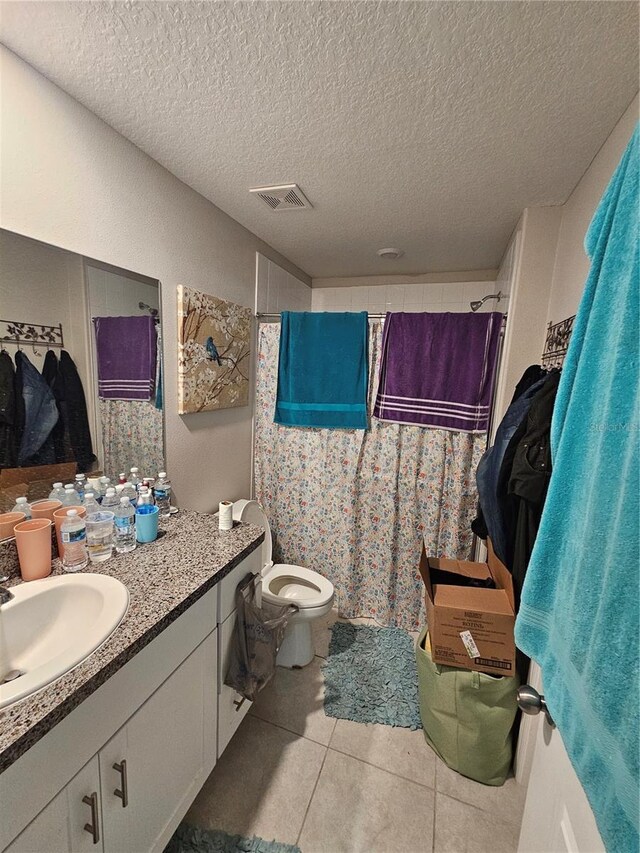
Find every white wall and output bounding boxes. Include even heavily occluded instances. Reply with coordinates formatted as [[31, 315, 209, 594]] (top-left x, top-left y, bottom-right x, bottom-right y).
[[86, 264, 159, 320], [0, 46, 310, 511], [255, 253, 311, 314], [547, 95, 638, 323], [311, 279, 505, 314]]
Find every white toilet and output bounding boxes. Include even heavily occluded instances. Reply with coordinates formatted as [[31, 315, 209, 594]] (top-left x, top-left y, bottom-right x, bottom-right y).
[[232, 500, 334, 668]]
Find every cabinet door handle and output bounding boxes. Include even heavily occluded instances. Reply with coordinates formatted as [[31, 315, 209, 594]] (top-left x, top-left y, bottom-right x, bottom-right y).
[[113, 759, 129, 808], [82, 792, 100, 845], [233, 696, 246, 712]]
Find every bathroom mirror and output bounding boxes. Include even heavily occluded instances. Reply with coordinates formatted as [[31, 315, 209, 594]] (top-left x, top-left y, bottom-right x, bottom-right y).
[[0, 228, 164, 506]]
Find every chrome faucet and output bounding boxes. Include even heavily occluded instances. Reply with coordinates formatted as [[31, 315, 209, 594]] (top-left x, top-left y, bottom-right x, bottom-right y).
[[0, 587, 14, 606]]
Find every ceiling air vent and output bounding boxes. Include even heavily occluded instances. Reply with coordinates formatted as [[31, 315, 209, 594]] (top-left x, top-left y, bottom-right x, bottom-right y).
[[250, 183, 312, 211]]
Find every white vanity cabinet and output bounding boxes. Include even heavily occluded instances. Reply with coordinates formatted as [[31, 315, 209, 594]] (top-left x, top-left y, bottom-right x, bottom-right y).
[[98, 631, 217, 853], [217, 549, 261, 757], [1, 544, 263, 853], [6, 757, 102, 853]]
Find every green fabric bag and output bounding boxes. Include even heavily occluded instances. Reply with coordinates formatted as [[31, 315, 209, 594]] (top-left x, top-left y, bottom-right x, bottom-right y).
[[416, 628, 519, 786]]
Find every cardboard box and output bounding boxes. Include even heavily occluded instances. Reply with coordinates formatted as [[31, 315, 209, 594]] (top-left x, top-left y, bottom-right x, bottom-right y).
[[418, 540, 516, 677]]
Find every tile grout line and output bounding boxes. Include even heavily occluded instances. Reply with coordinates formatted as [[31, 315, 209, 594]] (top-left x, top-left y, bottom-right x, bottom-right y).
[[251, 713, 522, 828], [295, 743, 330, 849]]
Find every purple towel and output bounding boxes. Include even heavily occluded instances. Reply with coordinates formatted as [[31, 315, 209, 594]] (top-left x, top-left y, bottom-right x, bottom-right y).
[[93, 315, 157, 400], [373, 312, 503, 433]]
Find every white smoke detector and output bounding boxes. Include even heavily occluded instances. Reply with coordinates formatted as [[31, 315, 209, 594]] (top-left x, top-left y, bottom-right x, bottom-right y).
[[250, 183, 312, 211], [377, 247, 404, 260]]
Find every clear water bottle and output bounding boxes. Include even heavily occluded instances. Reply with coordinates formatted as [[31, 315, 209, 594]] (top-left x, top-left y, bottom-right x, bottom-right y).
[[118, 472, 127, 485], [154, 472, 171, 517], [61, 484, 78, 506], [136, 488, 153, 508], [121, 481, 137, 505], [49, 482, 65, 502], [61, 509, 89, 572], [83, 492, 101, 516], [74, 473, 86, 502], [101, 488, 119, 511], [12, 496, 31, 519], [129, 467, 141, 491], [98, 477, 111, 502], [114, 497, 136, 554]]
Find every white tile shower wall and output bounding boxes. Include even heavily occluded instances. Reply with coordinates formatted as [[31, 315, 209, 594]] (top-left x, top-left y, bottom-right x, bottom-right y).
[[311, 280, 507, 315], [256, 252, 312, 314]]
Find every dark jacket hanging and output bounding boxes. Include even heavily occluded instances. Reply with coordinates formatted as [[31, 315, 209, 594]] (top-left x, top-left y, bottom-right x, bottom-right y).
[[42, 350, 74, 464], [57, 350, 96, 472], [15, 350, 58, 466], [0, 351, 17, 468], [506, 370, 561, 604], [472, 370, 548, 562]]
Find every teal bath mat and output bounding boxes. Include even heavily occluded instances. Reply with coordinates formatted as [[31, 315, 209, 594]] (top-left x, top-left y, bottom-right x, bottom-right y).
[[165, 824, 301, 853], [323, 622, 421, 729]]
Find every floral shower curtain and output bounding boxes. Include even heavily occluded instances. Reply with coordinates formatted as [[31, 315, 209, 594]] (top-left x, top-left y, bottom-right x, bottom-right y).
[[99, 398, 163, 480], [254, 322, 486, 631]]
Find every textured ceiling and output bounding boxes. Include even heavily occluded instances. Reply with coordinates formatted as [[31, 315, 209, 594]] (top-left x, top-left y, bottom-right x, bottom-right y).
[[1, 1, 638, 278]]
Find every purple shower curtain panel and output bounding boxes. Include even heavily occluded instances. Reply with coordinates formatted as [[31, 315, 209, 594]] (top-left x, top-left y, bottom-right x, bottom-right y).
[[254, 322, 486, 630]]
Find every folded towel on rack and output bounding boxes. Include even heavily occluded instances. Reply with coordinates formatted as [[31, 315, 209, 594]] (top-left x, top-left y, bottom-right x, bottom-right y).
[[516, 126, 639, 853], [93, 316, 157, 401], [274, 311, 369, 430], [373, 312, 502, 432]]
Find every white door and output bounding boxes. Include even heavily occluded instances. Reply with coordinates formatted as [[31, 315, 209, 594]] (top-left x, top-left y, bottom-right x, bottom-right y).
[[518, 673, 604, 853]]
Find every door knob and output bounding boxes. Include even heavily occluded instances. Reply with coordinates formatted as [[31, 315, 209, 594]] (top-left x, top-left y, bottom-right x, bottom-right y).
[[517, 685, 555, 727]]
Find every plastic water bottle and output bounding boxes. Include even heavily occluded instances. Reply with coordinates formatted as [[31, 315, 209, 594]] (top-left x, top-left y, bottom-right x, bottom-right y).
[[129, 467, 141, 491], [121, 481, 137, 505], [114, 497, 136, 553], [61, 509, 89, 572], [74, 473, 86, 502], [98, 477, 111, 502], [12, 497, 31, 519], [83, 492, 101, 516], [136, 488, 153, 508], [61, 484, 77, 506], [118, 472, 127, 485], [49, 482, 65, 502], [101, 488, 119, 511], [154, 472, 171, 517]]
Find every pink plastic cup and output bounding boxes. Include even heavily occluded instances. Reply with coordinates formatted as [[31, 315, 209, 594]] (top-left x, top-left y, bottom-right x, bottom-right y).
[[14, 518, 53, 581]]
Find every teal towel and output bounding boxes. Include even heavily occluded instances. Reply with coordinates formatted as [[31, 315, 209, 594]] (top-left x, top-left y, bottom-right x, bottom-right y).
[[515, 126, 639, 852], [274, 311, 369, 430]]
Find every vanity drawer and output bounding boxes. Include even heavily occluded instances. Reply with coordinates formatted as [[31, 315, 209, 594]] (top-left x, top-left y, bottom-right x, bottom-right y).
[[217, 608, 252, 757], [218, 547, 261, 625]]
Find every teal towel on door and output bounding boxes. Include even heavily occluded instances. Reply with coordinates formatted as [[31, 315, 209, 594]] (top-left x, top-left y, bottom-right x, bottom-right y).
[[515, 126, 639, 853], [274, 311, 369, 430]]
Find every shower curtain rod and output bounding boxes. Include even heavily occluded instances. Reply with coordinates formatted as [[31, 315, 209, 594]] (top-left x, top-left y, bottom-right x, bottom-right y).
[[256, 312, 508, 323]]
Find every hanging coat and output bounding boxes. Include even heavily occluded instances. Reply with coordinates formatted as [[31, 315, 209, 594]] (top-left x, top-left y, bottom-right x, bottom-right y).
[[57, 350, 96, 472], [0, 351, 17, 468], [15, 351, 58, 466], [42, 350, 74, 464]]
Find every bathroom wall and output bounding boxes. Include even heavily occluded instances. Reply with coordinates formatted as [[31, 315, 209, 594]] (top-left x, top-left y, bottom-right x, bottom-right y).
[[547, 94, 638, 323], [255, 252, 311, 314], [311, 278, 503, 314], [0, 46, 310, 511]]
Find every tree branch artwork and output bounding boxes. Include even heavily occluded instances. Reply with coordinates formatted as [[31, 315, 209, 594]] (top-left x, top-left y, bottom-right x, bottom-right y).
[[177, 285, 251, 414]]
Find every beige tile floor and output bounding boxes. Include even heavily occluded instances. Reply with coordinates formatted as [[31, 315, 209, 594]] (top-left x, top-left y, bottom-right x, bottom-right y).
[[186, 610, 525, 853]]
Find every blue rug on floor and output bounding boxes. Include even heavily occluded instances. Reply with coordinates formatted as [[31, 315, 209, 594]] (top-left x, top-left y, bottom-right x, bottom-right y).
[[323, 622, 421, 729], [165, 824, 301, 853]]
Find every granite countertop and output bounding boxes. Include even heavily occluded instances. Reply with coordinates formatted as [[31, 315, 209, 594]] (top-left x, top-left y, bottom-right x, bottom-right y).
[[0, 510, 264, 773]]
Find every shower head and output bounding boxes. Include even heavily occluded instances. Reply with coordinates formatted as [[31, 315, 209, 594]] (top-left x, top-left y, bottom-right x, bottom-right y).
[[470, 291, 503, 312]]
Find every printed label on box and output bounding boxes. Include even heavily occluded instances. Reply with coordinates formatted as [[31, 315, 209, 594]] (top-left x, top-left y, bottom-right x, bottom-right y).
[[460, 630, 480, 659]]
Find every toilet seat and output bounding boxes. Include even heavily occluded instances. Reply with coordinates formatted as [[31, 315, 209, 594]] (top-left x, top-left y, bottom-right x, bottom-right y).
[[262, 563, 334, 609], [232, 500, 334, 611]]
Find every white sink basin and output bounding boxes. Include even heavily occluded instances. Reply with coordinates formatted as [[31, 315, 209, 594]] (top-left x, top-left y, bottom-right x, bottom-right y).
[[0, 574, 129, 709]]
